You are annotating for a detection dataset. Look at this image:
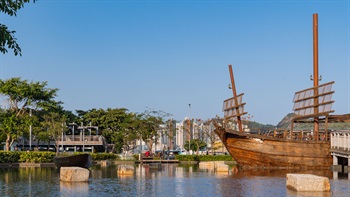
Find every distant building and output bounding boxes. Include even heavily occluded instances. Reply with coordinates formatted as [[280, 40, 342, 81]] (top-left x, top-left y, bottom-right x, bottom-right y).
[[57, 123, 106, 153]]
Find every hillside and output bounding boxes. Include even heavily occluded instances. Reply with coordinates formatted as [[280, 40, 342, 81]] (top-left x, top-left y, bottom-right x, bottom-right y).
[[237, 113, 349, 131], [276, 113, 296, 129], [244, 113, 295, 130], [274, 113, 350, 130], [246, 121, 275, 130]]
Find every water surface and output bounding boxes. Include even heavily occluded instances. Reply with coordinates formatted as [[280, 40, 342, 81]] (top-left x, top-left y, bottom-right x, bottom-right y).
[[0, 164, 349, 197]]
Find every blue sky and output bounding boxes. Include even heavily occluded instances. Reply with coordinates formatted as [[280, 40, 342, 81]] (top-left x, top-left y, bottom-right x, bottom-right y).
[[1, 0, 349, 125]]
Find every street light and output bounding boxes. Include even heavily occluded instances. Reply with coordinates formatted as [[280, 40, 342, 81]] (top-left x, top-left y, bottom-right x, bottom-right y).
[[188, 104, 191, 154], [29, 109, 32, 151]]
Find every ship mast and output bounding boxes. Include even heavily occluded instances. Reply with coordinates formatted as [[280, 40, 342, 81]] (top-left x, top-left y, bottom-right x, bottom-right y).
[[313, 13, 319, 140], [228, 65, 243, 132]]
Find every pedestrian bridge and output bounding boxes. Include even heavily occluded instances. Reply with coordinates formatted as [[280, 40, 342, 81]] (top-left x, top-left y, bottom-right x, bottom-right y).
[[330, 130, 350, 179], [331, 130, 350, 156]]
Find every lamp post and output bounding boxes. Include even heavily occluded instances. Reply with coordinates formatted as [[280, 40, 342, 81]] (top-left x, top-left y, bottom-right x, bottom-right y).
[[29, 109, 32, 151], [169, 118, 173, 150], [82, 122, 85, 153], [188, 104, 191, 154], [61, 123, 64, 152]]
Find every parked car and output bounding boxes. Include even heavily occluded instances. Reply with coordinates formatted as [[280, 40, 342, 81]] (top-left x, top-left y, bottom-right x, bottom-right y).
[[164, 151, 175, 160]]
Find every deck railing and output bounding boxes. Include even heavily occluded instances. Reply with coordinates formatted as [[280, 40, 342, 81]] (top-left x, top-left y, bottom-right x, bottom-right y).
[[61, 135, 104, 142], [247, 128, 330, 141], [57, 135, 106, 146]]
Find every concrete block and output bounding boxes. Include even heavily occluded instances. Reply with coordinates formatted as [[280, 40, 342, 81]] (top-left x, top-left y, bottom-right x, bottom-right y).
[[199, 161, 215, 167], [100, 160, 111, 167], [118, 165, 134, 175], [286, 174, 330, 192], [214, 161, 225, 166], [199, 161, 215, 170], [60, 167, 90, 182], [330, 165, 342, 172], [216, 164, 229, 172]]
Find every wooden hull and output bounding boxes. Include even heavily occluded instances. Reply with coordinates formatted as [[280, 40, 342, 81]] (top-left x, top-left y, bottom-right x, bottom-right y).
[[216, 128, 332, 169], [54, 154, 92, 169]]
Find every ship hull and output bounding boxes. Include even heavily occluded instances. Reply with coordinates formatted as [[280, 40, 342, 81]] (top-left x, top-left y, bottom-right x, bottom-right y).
[[216, 129, 332, 169]]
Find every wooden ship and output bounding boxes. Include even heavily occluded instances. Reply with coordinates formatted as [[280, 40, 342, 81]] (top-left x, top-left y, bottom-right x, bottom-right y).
[[213, 14, 350, 169]]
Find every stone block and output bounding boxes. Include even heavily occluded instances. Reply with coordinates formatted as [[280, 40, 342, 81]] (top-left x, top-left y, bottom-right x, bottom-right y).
[[60, 167, 90, 182], [118, 165, 134, 175], [286, 174, 330, 192]]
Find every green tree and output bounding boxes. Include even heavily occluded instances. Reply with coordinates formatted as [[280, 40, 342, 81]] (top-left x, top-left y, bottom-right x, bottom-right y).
[[202, 120, 216, 154], [0, 0, 36, 56], [27, 107, 75, 150], [184, 139, 206, 153], [137, 115, 161, 155], [0, 110, 26, 150], [137, 109, 171, 154], [0, 77, 59, 150], [75, 108, 171, 154], [82, 108, 137, 153], [40, 112, 66, 155]]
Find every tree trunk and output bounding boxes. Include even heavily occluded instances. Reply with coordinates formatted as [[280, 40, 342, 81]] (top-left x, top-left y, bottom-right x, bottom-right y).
[[37, 139, 41, 151], [10, 138, 15, 150], [196, 142, 199, 155], [146, 140, 154, 154], [211, 142, 215, 154], [5, 134, 11, 151], [55, 140, 59, 156]]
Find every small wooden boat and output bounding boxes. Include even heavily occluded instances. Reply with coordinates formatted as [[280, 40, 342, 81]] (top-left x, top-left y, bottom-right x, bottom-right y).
[[54, 153, 92, 169]]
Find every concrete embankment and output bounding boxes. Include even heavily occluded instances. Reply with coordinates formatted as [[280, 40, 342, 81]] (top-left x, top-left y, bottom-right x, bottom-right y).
[[0, 160, 235, 167], [0, 163, 56, 167]]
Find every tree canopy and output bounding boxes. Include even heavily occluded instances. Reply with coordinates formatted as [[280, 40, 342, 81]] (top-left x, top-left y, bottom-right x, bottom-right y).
[[78, 108, 137, 153], [184, 139, 207, 153], [0, 0, 36, 56], [40, 112, 66, 155], [0, 77, 60, 151]]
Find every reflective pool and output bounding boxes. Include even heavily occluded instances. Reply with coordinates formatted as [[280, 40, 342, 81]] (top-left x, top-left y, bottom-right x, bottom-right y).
[[0, 164, 349, 196]]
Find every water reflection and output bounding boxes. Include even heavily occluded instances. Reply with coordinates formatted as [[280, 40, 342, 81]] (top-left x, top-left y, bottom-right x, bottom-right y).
[[0, 167, 60, 196], [0, 164, 349, 197], [60, 181, 89, 196], [286, 190, 331, 197]]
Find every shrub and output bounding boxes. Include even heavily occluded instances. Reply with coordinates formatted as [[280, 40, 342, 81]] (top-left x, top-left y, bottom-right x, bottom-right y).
[[0, 151, 128, 163], [132, 154, 139, 160], [175, 155, 200, 161], [175, 155, 233, 162], [91, 153, 119, 161], [0, 151, 21, 163], [18, 152, 55, 163], [57, 152, 120, 161]]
